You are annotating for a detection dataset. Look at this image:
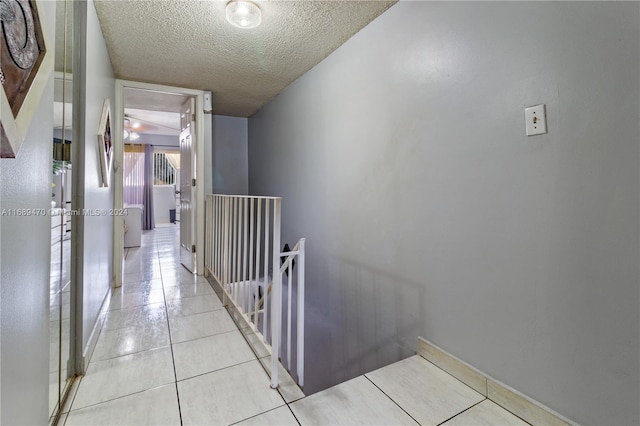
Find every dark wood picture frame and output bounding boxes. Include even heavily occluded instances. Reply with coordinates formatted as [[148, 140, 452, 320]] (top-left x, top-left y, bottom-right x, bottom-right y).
[[1, 0, 53, 158]]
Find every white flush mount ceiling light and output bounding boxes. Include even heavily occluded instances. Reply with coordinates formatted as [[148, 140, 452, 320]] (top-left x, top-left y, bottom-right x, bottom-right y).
[[226, 1, 262, 29]]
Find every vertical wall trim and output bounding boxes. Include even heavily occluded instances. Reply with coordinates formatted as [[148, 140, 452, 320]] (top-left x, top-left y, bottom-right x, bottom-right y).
[[195, 94, 206, 273], [70, 0, 87, 375], [113, 79, 124, 288]]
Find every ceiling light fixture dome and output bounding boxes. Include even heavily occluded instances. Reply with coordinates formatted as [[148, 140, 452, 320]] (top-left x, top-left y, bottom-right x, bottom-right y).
[[226, 1, 261, 29]]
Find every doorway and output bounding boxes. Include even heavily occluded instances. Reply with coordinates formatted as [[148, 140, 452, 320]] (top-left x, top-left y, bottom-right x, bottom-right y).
[[114, 82, 206, 286]]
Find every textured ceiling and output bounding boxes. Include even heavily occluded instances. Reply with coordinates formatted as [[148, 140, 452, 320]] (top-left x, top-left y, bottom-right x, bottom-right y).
[[94, 1, 396, 117]]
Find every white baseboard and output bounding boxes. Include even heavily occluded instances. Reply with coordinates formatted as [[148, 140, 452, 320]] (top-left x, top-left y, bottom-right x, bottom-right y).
[[417, 337, 576, 426], [82, 286, 113, 371]]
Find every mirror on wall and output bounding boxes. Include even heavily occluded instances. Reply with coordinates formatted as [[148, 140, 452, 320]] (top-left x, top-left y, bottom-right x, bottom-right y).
[[49, 0, 73, 422]]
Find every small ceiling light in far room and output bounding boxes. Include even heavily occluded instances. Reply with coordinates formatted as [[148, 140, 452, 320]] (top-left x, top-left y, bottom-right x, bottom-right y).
[[226, 1, 261, 29]]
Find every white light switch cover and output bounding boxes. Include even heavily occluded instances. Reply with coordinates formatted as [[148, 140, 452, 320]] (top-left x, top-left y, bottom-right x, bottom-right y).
[[525, 104, 547, 136]]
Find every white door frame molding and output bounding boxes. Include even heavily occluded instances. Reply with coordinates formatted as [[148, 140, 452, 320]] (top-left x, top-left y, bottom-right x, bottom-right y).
[[113, 79, 206, 286]]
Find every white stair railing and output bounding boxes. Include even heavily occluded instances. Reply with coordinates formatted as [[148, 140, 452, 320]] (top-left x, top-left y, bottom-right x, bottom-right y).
[[205, 194, 306, 389]]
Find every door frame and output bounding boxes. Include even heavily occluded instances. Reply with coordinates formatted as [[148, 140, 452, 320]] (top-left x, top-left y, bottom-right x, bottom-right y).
[[179, 97, 196, 272], [113, 80, 206, 286]]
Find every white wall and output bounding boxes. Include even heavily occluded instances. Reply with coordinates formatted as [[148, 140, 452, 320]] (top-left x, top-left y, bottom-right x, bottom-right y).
[[212, 115, 248, 195], [0, 2, 56, 424], [136, 133, 179, 148], [154, 185, 176, 223], [73, 0, 115, 361], [248, 3, 639, 425]]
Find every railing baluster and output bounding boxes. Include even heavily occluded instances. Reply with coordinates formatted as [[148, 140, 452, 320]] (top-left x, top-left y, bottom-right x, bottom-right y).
[[243, 198, 248, 313], [263, 199, 270, 342], [205, 196, 209, 270], [208, 196, 212, 272], [236, 197, 242, 308], [231, 197, 236, 299], [287, 261, 292, 371], [216, 196, 220, 280], [223, 197, 230, 303], [231, 198, 237, 300], [248, 197, 255, 321], [255, 199, 262, 330], [219, 196, 223, 281], [211, 197, 220, 281], [211, 196, 215, 276], [215, 196, 219, 279], [234, 197, 239, 301]]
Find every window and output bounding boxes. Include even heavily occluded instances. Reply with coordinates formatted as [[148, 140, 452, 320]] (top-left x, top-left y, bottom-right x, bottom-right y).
[[153, 151, 178, 185]]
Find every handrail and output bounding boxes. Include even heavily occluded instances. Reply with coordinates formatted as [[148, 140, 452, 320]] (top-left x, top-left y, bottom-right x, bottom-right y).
[[205, 194, 306, 390]]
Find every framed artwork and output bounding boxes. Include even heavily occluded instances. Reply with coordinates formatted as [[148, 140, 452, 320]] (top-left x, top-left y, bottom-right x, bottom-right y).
[[1, 0, 53, 158], [97, 98, 112, 187]]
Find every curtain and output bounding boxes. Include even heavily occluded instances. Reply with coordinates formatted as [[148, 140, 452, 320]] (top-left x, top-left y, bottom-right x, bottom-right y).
[[143, 144, 155, 230], [123, 144, 144, 206], [164, 152, 180, 171], [123, 144, 155, 230]]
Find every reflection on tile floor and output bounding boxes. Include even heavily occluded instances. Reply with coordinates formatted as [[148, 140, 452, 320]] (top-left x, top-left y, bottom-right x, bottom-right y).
[[62, 227, 529, 425], [50, 235, 72, 419]]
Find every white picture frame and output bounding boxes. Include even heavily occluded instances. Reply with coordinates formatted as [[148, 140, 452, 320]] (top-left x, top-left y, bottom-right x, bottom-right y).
[[97, 98, 112, 187]]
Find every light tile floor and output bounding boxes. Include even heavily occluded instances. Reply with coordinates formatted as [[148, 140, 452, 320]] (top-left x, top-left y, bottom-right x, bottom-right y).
[[62, 226, 530, 425], [50, 234, 72, 420]]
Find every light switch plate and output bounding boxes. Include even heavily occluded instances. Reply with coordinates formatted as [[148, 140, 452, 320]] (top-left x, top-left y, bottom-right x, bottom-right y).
[[203, 91, 212, 113], [525, 104, 547, 136]]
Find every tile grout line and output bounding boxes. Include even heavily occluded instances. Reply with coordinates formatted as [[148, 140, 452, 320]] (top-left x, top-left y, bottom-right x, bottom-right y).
[[435, 398, 487, 426], [175, 357, 258, 384], [172, 327, 244, 347], [285, 401, 303, 426], [417, 356, 533, 425], [227, 404, 301, 426], [64, 382, 176, 415], [88, 344, 172, 364], [159, 241, 184, 426], [362, 374, 423, 426]]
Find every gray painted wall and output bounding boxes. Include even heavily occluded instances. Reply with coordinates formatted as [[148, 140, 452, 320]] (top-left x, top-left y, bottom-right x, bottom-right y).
[[76, 0, 115, 358], [0, 2, 56, 424], [131, 133, 179, 148], [248, 3, 639, 425], [213, 115, 248, 195]]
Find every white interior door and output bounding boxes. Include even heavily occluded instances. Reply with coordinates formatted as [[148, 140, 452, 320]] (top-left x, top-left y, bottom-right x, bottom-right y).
[[180, 98, 196, 272]]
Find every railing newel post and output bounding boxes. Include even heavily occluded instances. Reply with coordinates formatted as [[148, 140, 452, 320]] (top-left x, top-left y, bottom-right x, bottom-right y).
[[297, 238, 305, 387], [271, 198, 281, 389]]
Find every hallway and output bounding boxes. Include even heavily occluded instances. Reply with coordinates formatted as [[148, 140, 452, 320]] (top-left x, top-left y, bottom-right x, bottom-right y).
[[61, 226, 291, 425], [59, 226, 533, 426]]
